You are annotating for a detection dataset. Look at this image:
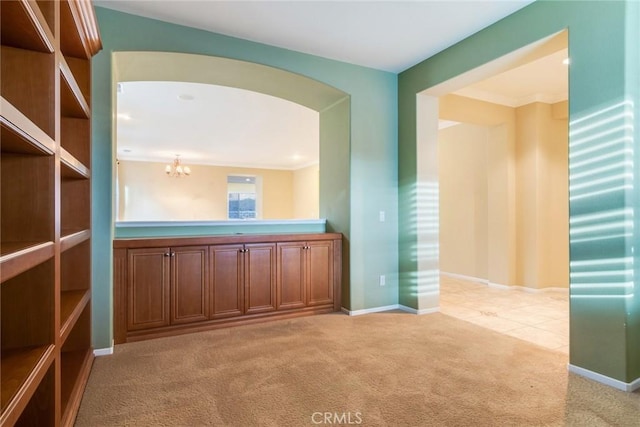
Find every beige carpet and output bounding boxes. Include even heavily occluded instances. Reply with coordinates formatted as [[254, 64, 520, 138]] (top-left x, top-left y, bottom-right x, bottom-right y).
[[76, 312, 639, 426]]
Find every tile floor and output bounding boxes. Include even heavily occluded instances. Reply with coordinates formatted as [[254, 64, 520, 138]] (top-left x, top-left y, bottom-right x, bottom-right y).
[[440, 274, 569, 355]]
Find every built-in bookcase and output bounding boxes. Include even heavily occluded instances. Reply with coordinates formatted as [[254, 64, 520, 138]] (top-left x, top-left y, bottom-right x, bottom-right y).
[[0, 1, 101, 425]]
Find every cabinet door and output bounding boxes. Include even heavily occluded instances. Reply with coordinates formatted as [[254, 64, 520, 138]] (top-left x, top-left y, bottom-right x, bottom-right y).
[[307, 240, 334, 306], [245, 243, 277, 314], [277, 242, 306, 310], [171, 246, 209, 325], [127, 248, 170, 330], [210, 244, 244, 319]]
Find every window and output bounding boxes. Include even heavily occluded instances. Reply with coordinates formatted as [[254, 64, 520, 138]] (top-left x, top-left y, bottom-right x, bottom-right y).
[[228, 176, 257, 219]]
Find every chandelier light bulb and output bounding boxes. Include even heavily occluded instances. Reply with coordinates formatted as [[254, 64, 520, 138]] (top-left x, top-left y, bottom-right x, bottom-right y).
[[166, 155, 191, 178]]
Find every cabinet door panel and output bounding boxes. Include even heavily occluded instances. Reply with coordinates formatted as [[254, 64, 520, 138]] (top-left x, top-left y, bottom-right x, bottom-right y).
[[277, 243, 306, 310], [307, 241, 334, 306], [210, 245, 244, 319], [127, 248, 170, 330], [245, 243, 276, 314], [171, 246, 209, 324]]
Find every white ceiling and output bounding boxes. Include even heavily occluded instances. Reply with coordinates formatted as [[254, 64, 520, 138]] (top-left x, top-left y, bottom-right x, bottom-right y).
[[455, 48, 568, 107], [117, 81, 319, 170], [94, 0, 534, 73]]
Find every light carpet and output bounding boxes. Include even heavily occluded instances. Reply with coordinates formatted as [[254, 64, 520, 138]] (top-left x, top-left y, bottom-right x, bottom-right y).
[[76, 312, 639, 426]]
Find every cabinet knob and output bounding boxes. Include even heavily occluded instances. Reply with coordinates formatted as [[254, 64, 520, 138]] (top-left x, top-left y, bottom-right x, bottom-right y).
[[171, 252, 175, 257], [164, 252, 170, 257]]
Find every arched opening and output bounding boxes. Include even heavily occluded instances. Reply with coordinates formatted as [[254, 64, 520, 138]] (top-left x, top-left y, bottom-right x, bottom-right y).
[[111, 51, 350, 237]]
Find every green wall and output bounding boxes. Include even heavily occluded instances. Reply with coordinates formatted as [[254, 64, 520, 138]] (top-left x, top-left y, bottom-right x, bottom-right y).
[[92, 8, 399, 348], [399, 0, 639, 385], [625, 0, 640, 383]]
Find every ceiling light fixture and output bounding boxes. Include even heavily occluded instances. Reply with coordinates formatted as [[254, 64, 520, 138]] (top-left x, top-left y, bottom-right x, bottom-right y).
[[165, 155, 191, 177]]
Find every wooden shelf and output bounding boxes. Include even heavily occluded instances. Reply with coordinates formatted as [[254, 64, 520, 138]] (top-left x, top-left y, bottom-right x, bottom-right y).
[[35, 1, 55, 35], [61, 228, 90, 240], [1, 46, 55, 139], [0, 344, 55, 425], [60, 61, 90, 119], [61, 229, 91, 253], [0, 240, 54, 284], [1, 1, 100, 424], [1, 97, 55, 156], [60, 304, 92, 424], [60, 290, 90, 344], [61, 116, 90, 167], [1, 153, 55, 262], [0, 0, 54, 53], [60, 0, 102, 60], [60, 348, 92, 426], [65, 56, 91, 104], [61, 147, 90, 179], [61, 176, 90, 233]]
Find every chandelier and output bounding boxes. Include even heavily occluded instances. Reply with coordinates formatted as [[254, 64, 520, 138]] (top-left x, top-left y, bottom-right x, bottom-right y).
[[165, 155, 191, 177]]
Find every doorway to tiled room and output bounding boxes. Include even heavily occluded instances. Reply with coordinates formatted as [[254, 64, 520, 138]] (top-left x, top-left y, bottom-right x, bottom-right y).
[[439, 276, 569, 354], [434, 31, 570, 355]]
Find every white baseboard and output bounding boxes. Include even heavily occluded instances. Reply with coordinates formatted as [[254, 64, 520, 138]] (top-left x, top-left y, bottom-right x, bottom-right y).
[[494, 284, 569, 294], [343, 305, 401, 316], [94, 347, 114, 357], [441, 271, 488, 285], [398, 305, 439, 315], [342, 304, 439, 316], [568, 364, 640, 392], [442, 272, 568, 294]]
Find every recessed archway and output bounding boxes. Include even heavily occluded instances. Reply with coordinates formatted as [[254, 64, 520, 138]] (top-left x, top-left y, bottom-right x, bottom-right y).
[[112, 51, 350, 235]]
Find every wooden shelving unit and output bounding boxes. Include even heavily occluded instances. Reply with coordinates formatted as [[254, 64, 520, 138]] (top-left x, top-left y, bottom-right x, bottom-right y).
[[1, 1, 101, 426]]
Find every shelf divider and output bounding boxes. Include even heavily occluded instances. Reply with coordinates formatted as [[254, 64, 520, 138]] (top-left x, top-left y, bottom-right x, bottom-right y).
[[0, 241, 54, 283], [60, 229, 91, 253], [61, 147, 90, 179]]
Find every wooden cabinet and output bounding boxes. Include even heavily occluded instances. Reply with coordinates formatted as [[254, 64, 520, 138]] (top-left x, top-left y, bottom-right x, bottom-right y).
[[128, 246, 208, 330], [0, 1, 101, 425], [307, 241, 334, 306], [127, 248, 170, 331], [114, 233, 342, 343], [171, 246, 209, 324], [210, 245, 244, 319], [277, 240, 334, 309], [210, 243, 276, 318], [244, 243, 277, 314], [277, 243, 307, 309]]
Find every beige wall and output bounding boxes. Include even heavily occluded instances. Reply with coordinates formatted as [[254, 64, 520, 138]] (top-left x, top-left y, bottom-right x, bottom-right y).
[[293, 164, 319, 219], [438, 95, 568, 289], [117, 160, 299, 221], [516, 102, 569, 288], [439, 94, 517, 286], [439, 123, 488, 278]]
